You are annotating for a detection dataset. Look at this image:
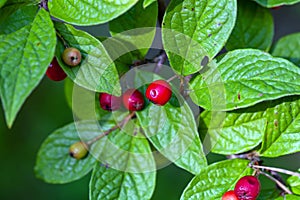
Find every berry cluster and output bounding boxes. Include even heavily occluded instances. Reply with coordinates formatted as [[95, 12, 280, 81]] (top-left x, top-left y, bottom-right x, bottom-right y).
[[99, 79, 172, 112], [56, 48, 174, 159], [69, 81, 172, 160], [46, 47, 82, 81], [222, 176, 261, 200], [46, 47, 173, 112]]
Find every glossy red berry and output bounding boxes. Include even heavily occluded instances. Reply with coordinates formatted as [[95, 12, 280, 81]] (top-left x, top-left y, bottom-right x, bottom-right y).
[[62, 47, 82, 67], [46, 57, 67, 81], [222, 190, 238, 200], [122, 89, 145, 111], [145, 80, 172, 106], [234, 176, 261, 200], [69, 141, 89, 160], [99, 93, 121, 111]]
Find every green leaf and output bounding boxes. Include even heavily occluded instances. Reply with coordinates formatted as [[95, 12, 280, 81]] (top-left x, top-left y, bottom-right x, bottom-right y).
[[143, 0, 156, 8], [198, 95, 300, 157], [48, 0, 138, 25], [109, 0, 158, 58], [54, 22, 121, 95], [162, 0, 236, 75], [35, 121, 99, 184], [200, 95, 300, 157], [275, 194, 300, 200], [89, 119, 156, 200], [199, 110, 265, 155], [288, 175, 300, 195], [0, 4, 38, 34], [0, 0, 7, 8], [90, 118, 156, 173], [99, 37, 134, 76], [190, 49, 300, 111], [129, 63, 174, 91], [180, 159, 252, 200], [90, 163, 156, 200], [226, 0, 274, 51], [0, 8, 56, 127], [272, 33, 300, 67], [137, 102, 207, 175], [259, 96, 300, 157], [253, 0, 300, 7]]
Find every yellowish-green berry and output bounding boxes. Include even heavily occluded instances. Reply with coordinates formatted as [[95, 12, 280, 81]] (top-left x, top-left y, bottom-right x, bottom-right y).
[[69, 141, 88, 159]]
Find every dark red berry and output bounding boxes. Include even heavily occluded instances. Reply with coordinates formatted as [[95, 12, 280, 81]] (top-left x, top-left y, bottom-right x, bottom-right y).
[[271, 6, 282, 10], [234, 176, 260, 200], [46, 57, 67, 81], [62, 47, 82, 67], [145, 80, 172, 106], [99, 93, 121, 111], [222, 190, 238, 200], [122, 89, 145, 111]]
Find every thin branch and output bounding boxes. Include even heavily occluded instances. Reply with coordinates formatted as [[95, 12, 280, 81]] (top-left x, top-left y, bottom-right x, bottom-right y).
[[184, 75, 192, 83], [227, 151, 260, 161], [86, 112, 135, 146], [251, 165, 300, 177], [166, 74, 179, 82], [153, 50, 167, 73], [56, 31, 69, 48], [179, 76, 185, 95], [260, 171, 292, 194]]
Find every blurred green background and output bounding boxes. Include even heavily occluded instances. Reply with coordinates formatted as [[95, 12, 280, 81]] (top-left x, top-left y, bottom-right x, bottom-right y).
[[1, 4, 300, 200]]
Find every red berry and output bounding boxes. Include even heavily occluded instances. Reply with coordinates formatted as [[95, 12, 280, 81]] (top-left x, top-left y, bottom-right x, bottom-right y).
[[122, 89, 145, 111], [99, 93, 121, 111], [145, 80, 172, 106], [234, 176, 260, 200], [222, 190, 238, 200], [46, 57, 67, 81]]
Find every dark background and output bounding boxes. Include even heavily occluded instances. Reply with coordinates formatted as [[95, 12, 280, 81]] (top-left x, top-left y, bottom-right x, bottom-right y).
[[1, 3, 300, 200]]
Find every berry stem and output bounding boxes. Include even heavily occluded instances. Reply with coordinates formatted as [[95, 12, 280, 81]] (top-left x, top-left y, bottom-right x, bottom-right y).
[[251, 164, 300, 177], [227, 151, 260, 161], [86, 112, 135, 146], [166, 74, 179, 82], [179, 76, 185, 94], [56, 30, 69, 48], [259, 171, 293, 195], [153, 50, 167, 73]]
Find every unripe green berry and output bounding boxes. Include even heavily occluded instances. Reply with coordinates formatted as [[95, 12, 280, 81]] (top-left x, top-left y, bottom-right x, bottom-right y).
[[62, 47, 82, 67], [69, 141, 88, 159]]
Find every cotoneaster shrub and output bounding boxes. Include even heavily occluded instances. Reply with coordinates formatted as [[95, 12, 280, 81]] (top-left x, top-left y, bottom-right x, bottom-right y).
[[1, 0, 300, 199]]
